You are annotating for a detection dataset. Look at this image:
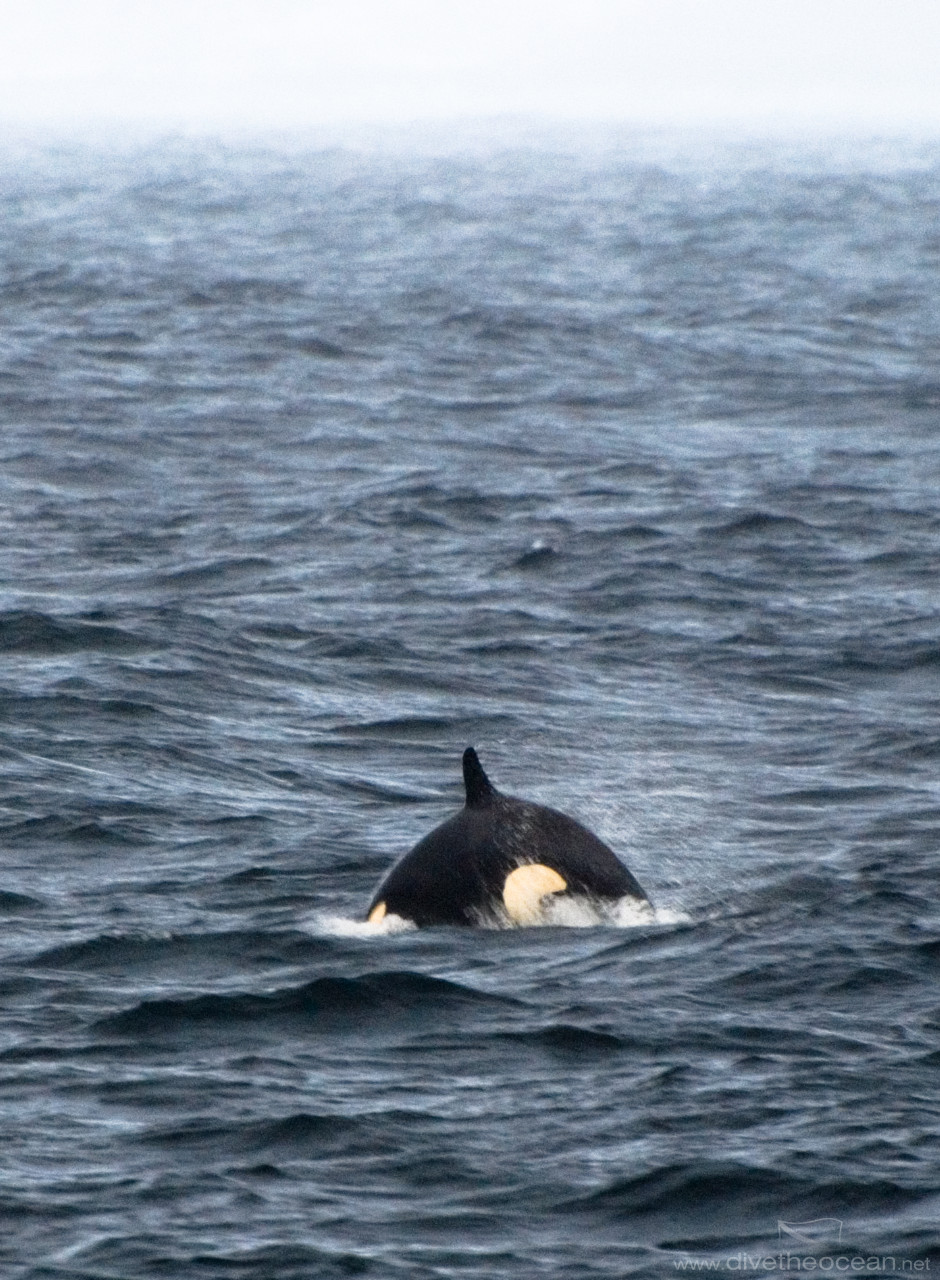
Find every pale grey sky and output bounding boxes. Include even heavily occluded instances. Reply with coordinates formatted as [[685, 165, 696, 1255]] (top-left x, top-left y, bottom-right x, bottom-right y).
[[1, 0, 938, 132]]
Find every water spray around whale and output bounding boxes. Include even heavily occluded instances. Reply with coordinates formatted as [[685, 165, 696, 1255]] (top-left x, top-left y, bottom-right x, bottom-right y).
[[366, 748, 651, 928]]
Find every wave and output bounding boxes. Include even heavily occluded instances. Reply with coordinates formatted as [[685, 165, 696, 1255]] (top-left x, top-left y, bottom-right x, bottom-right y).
[[140, 1106, 443, 1159], [31, 928, 327, 972], [1, 814, 148, 846], [837, 641, 940, 674], [153, 556, 273, 588], [290, 336, 348, 359], [562, 1160, 810, 1218], [0, 610, 147, 655], [98, 970, 519, 1038], [493, 1024, 627, 1054], [0, 889, 42, 912], [142, 1110, 362, 1155], [709, 511, 817, 539], [559, 1159, 929, 1239]]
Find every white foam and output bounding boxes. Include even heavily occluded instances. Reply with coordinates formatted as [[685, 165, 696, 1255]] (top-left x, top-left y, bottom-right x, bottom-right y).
[[488, 895, 688, 930], [307, 911, 416, 938], [644, 905, 690, 926], [307, 898, 687, 936], [537, 893, 665, 929]]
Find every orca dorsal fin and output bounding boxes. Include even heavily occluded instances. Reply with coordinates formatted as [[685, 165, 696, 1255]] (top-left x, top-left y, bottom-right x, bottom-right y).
[[463, 747, 496, 806]]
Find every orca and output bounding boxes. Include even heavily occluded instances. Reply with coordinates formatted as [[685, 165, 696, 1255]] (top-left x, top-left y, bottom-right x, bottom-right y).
[[366, 747, 649, 927]]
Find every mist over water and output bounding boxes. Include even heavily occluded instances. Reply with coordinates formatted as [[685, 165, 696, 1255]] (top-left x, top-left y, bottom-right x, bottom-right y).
[[1, 131, 939, 1278]]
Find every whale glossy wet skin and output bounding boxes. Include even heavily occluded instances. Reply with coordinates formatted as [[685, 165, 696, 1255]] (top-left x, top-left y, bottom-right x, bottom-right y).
[[367, 748, 650, 927]]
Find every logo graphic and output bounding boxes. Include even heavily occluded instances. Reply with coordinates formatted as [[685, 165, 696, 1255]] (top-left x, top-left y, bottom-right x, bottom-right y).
[[778, 1218, 844, 1244]]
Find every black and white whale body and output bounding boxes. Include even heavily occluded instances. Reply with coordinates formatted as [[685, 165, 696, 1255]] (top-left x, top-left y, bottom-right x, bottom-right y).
[[366, 748, 650, 927]]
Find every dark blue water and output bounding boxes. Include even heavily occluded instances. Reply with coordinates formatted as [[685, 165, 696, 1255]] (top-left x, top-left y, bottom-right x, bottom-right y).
[[1, 132, 939, 1279]]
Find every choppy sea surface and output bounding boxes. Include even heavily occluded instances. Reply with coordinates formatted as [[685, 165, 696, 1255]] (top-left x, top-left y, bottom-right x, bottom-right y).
[[1, 130, 939, 1279]]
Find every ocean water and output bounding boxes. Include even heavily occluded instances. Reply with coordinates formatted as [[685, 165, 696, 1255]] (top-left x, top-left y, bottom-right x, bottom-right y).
[[1, 130, 939, 1279]]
